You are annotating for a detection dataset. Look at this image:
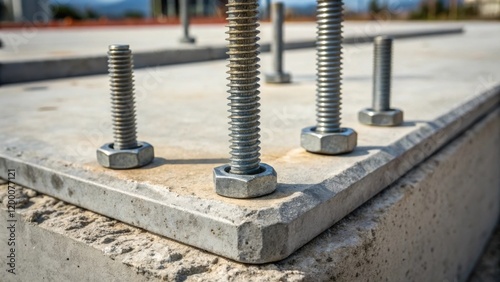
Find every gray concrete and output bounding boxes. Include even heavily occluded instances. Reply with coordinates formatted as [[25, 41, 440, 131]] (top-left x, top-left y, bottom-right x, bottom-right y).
[[0, 23, 498, 263], [0, 22, 463, 84], [1, 107, 498, 281]]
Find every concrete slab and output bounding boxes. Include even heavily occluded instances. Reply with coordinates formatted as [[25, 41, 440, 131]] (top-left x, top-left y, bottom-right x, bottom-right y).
[[1, 107, 498, 281], [0, 22, 463, 84], [0, 23, 498, 263]]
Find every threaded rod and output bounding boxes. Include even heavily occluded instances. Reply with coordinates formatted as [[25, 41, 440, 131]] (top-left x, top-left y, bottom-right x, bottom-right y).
[[226, 0, 262, 175], [372, 36, 393, 112], [315, 0, 344, 134]]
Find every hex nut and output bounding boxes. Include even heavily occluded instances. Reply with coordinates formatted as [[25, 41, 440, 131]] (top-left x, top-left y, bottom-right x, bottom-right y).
[[265, 72, 291, 84], [214, 163, 277, 199], [301, 127, 357, 155], [96, 141, 154, 169], [358, 108, 403, 126]]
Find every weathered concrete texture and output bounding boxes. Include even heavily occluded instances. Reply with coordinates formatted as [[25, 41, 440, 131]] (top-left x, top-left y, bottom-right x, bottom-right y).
[[1, 108, 498, 281], [0, 23, 498, 263], [0, 22, 462, 84]]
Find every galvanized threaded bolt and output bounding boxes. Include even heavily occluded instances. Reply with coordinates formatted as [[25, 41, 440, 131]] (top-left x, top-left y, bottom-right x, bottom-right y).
[[213, 0, 277, 199], [265, 1, 291, 84], [180, 0, 196, 44], [359, 36, 404, 126], [96, 44, 154, 169], [301, 0, 357, 155]]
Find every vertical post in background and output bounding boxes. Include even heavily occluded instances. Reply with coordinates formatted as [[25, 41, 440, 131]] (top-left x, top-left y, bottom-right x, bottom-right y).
[[180, 0, 196, 44], [265, 1, 291, 84], [265, 0, 272, 20]]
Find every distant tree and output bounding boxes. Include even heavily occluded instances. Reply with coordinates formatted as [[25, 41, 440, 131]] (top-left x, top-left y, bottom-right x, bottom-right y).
[[124, 10, 145, 19], [411, 0, 452, 20], [368, 0, 382, 14], [51, 5, 83, 20], [0, 1, 8, 21], [84, 8, 99, 20]]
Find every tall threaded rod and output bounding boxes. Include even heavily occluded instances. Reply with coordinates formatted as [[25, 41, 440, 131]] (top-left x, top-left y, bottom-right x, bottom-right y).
[[315, 0, 343, 134], [372, 36, 392, 112], [301, 0, 356, 155], [226, 0, 262, 175], [108, 44, 138, 150], [214, 0, 277, 199]]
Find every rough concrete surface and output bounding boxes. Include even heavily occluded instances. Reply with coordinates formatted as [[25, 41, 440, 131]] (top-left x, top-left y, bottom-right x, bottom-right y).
[[0, 23, 499, 263], [1, 107, 498, 281]]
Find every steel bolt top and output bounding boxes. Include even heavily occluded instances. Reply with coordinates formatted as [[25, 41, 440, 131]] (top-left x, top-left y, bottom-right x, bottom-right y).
[[301, 0, 357, 155], [96, 44, 155, 169], [359, 36, 404, 126]]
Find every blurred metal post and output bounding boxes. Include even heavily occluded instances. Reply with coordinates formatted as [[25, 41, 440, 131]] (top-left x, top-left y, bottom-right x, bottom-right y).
[[180, 0, 196, 43], [265, 0, 272, 19], [265, 2, 291, 84]]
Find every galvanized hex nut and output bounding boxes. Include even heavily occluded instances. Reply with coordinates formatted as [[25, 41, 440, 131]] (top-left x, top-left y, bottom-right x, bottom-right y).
[[358, 108, 403, 126], [214, 163, 277, 199], [96, 142, 154, 169], [301, 127, 357, 155]]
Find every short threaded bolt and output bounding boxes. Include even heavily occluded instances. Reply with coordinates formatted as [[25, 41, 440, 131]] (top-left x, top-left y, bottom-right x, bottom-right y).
[[373, 36, 392, 111], [213, 0, 277, 199], [315, 0, 343, 134], [358, 36, 403, 127], [108, 44, 138, 150], [300, 0, 357, 155], [96, 44, 154, 169]]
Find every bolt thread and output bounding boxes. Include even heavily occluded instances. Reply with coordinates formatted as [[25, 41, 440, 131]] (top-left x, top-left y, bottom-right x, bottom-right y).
[[372, 36, 393, 112], [315, 0, 344, 134], [108, 44, 138, 150], [226, 0, 262, 175]]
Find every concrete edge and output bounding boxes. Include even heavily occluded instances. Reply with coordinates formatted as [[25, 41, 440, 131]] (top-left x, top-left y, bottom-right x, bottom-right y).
[[0, 84, 496, 264], [0, 27, 463, 84]]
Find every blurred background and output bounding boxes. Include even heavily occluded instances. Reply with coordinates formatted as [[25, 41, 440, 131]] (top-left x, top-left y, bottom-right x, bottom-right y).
[[0, 0, 498, 27]]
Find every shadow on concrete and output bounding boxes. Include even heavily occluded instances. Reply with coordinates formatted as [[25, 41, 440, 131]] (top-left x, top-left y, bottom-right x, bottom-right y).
[[141, 157, 229, 169]]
